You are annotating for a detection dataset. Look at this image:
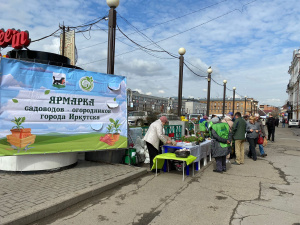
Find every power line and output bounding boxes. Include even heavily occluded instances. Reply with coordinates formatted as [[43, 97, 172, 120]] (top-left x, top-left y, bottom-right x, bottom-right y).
[[31, 28, 61, 43], [79, 0, 258, 66], [183, 62, 207, 78], [79, 0, 229, 51], [118, 14, 178, 58], [117, 24, 167, 53]]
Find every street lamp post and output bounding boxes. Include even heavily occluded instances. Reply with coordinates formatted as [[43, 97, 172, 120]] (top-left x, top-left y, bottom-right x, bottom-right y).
[[232, 87, 236, 115], [177, 47, 186, 117], [206, 66, 213, 117], [251, 100, 253, 115], [244, 96, 247, 115], [222, 80, 227, 117], [106, 0, 119, 75]]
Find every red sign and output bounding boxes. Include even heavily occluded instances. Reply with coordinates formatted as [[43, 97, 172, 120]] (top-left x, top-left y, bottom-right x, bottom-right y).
[[0, 28, 31, 49]]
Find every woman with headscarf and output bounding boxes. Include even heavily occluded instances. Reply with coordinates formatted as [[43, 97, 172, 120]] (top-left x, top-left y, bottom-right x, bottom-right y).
[[211, 117, 232, 173], [143, 116, 172, 172]]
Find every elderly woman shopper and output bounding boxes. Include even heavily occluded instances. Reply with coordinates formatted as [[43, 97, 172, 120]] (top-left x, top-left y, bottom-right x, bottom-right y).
[[222, 113, 234, 162], [211, 117, 232, 173], [246, 116, 261, 161], [144, 116, 172, 172], [255, 114, 267, 157]]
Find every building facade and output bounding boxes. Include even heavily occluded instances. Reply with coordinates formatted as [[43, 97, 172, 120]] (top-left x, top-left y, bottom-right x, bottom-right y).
[[128, 91, 170, 113], [184, 99, 206, 115], [199, 97, 259, 116], [287, 49, 300, 120]]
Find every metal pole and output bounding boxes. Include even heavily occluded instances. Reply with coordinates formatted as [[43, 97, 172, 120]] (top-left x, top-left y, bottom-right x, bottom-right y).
[[62, 24, 65, 57], [244, 97, 247, 115], [251, 101, 253, 115], [107, 7, 117, 75], [178, 55, 184, 117], [206, 73, 211, 117], [232, 89, 236, 115], [222, 82, 226, 117]]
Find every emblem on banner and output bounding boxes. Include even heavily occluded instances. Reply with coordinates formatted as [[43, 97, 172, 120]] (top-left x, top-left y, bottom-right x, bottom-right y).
[[79, 76, 94, 92]]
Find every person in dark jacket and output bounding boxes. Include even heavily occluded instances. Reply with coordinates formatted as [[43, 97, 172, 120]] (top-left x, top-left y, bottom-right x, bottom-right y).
[[211, 117, 232, 173], [232, 112, 246, 165], [266, 114, 276, 142], [275, 117, 279, 127], [246, 116, 261, 161]]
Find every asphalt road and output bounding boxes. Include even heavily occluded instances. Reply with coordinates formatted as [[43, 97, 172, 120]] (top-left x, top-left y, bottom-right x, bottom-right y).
[[31, 126, 300, 225]]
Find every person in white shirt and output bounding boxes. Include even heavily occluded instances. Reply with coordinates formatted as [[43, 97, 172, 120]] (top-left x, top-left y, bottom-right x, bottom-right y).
[[143, 116, 172, 172]]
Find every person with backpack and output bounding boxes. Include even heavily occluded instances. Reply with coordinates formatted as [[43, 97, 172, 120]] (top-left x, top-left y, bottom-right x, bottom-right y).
[[211, 117, 232, 173]]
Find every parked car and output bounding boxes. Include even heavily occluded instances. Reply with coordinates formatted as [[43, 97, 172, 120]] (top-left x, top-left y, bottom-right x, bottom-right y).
[[288, 119, 300, 128], [128, 111, 156, 126]]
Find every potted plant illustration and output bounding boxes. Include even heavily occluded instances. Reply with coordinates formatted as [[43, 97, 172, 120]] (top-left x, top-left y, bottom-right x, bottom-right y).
[[99, 124, 115, 146], [10, 117, 31, 138], [6, 117, 36, 148], [109, 118, 122, 142]]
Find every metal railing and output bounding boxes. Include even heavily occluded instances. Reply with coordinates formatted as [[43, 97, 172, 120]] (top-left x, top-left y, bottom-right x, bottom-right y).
[[141, 125, 182, 140]]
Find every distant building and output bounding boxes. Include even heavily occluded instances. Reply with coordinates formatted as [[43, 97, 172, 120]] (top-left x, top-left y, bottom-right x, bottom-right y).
[[259, 105, 279, 112], [286, 49, 300, 120], [128, 91, 170, 113], [184, 99, 206, 115], [199, 97, 259, 116]]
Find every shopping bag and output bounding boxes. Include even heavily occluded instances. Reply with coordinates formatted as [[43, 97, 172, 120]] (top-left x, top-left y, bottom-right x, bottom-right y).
[[257, 135, 264, 145], [263, 137, 268, 147]]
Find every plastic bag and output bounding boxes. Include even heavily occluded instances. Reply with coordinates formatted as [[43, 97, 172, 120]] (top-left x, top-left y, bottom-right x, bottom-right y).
[[263, 137, 268, 147], [257, 135, 264, 145]]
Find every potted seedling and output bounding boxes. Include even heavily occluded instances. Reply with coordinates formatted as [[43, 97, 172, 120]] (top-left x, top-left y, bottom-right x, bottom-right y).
[[6, 117, 36, 149], [109, 118, 122, 142], [10, 117, 31, 138], [99, 124, 115, 146]]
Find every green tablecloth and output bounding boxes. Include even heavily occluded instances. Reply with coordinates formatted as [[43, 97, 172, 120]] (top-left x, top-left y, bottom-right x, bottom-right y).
[[151, 153, 197, 170]]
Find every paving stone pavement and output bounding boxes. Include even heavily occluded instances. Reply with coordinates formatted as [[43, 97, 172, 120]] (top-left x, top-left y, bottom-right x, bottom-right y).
[[291, 127, 300, 136], [0, 160, 147, 225]]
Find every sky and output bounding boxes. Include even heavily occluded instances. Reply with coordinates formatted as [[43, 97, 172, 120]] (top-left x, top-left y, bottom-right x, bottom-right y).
[[1, 0, 299, 107]]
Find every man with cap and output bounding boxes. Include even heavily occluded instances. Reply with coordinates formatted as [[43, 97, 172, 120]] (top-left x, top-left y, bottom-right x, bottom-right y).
[[144, 116, 172, 172], [228, 112, 235, 122]]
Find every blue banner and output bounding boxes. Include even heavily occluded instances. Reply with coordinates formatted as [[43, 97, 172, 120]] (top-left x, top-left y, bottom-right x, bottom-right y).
[[0, 58, 127, 156]]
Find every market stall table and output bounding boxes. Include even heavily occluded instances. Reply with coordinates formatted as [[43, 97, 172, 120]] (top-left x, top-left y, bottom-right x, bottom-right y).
[[163, 140, 211, 174], [151, 153, 197, 181]]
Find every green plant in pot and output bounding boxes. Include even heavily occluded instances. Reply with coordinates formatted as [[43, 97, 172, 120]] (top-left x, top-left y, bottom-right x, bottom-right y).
[[10, 117, 31, 139], [109, 118, 122, 142]]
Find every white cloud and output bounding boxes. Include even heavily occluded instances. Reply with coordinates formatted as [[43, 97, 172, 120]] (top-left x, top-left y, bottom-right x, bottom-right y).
[[158, 90, 165, 94], [134, 88, 143, 94]]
